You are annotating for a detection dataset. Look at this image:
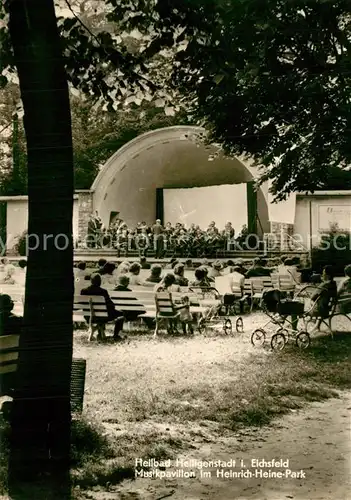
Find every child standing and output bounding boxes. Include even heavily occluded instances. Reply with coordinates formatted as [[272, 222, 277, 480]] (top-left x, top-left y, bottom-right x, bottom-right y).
[[178, 296, 194, 334]]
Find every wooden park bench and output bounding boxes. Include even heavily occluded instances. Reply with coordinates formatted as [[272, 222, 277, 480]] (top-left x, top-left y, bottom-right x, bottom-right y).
[[73, 288, 211, 335], [0, 334, 86, 414]]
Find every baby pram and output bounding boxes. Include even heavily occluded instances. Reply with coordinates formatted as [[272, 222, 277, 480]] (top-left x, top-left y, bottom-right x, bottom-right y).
[[189, 286, 244, 335], [251, 289, 311, 350]]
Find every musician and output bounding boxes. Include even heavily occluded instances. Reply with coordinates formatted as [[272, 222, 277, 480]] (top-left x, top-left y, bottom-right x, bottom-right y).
[[152, 219, 164, 258], [87, 211, 103, 248], [223, 222, 235, 239]]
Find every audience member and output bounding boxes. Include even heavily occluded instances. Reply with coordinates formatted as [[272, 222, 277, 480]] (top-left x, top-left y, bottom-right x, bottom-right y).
[[144, 264, 163, 285], [178, 295, 194, 334], [74, 261, 87, 279], [337, 264, 351, 314], [0, 294, 22, 336], [116, 260, 130, 277], [310, 265, 337, 332], [155, 273, 180, 293], [245, 258, 271, 278], [81, 273, 124, 341], [234, 259, 247, 276], [97, 258, 107, 275], [191, 267, 212, 288], [1, 264, 16, 284], [15, 259, 27, 286], [113, 275, 146, 323], [218, 266, 246, 314], [174, 264, 189, 287], [101, 262, 117, 288], [140, 256, 151, 269], [0, 258, 9, 274], [128, 262, 143, 286], [208, 261, 222, 279], [281, 258, 301, 283]]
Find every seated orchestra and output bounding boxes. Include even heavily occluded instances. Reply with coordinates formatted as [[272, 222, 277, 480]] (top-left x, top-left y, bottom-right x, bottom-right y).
[[85, 213, 248, 257]]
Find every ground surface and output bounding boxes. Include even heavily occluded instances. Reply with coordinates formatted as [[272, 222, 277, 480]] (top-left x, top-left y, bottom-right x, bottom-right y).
[[93, 392, 350, 500], [72, 311, 351, 500]]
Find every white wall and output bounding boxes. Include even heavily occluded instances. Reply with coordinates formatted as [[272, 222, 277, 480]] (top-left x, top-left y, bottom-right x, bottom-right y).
[[294, 194, 351, 250], [164, 184, 248, 233], [5, 198, 80, 251]]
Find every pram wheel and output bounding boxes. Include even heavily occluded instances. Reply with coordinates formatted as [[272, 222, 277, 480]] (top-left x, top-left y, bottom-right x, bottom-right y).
[[223, 319, 232, 334], [296, 331, 310, 349], [198, 317, 206, 334], [251, 329, 266, 347], [271, 331, 287, 351], [236, 317, 244, 333]]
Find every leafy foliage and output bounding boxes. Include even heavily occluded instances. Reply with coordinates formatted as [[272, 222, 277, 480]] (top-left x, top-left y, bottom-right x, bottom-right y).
[[312, 223, 351, 275], [102, 0, 351, 199], [1, 0, 351, 198]]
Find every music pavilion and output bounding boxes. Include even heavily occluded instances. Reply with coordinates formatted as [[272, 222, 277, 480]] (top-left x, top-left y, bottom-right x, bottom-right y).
[[1, 126, 351, 254]]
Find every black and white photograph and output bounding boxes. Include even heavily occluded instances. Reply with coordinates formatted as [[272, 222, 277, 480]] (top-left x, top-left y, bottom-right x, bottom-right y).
[[0, 0, 350, 499]]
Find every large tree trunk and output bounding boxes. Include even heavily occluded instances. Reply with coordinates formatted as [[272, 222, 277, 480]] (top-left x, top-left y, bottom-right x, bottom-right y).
[[8, 0, 74, 495]]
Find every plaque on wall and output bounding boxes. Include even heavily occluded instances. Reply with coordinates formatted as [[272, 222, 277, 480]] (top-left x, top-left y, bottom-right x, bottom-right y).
[[318, 205, 351, 232]]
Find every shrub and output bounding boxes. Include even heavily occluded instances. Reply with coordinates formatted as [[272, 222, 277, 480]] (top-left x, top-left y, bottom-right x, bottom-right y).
[[311, 223, 351, 276], [13, 231, 28, 256]]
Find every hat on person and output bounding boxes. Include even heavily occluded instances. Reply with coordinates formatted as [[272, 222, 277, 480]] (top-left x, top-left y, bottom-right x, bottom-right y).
[[117, 274, 130, 287], [213, 260, 222, 270], [0, 294, 14, 312]]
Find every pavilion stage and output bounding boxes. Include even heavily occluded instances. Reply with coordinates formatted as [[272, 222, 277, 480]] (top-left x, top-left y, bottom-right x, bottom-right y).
[[71, 247, 308, 264]]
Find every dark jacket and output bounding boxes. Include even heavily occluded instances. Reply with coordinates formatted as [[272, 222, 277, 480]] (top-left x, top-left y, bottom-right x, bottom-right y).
[[140, 262, 151, 269], [145, 275, 162, 284], [245, 266, 271, 278], [174, 275, 189, 287], [113, 284, 146, 320], [0, 312, 23, 336], [81, 284, 117, 321], [311, 279, 337, 318]]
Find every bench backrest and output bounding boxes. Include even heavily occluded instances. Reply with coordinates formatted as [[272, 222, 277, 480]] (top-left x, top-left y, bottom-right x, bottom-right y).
[[0, 334, 86, 412], [277, 274, 295, 291], [0, 334, 20, 375], [109, 291, 148, 312], [250, 277, 273, 293], [155, 292, 177, 317], [74, 295, 108, 318]]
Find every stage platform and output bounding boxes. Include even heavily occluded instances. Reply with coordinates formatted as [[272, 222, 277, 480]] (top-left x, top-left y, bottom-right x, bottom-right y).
[[72, 248, 308, 264], [5, 248, 308, 264]]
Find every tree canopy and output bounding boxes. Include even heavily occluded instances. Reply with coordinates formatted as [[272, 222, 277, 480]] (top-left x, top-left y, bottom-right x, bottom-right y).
[[1, 0, 350, 199]]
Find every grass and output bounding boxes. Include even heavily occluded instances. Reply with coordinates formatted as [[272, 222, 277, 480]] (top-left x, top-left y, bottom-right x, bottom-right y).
[[69, 318, 351, 492], [1, 314, 350, 496]]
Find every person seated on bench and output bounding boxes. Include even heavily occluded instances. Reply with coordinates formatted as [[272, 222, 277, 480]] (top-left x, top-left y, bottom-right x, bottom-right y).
[[113, 274, 147, 325], [81, 273, 124, 341], [190, 267, 212, 288], [223, 265, 246, 314], [0, 264, 16, 285], [278, 258, 301, 284], [116, 260, 130, 278], [140, 257, 151, 270], [337, 264, 351, 314], [15, 259, 27, 287], [245, 258, 271, 278], [174, 264, 189, 287], [310, 265, 337, 333], [208, 261, 222, 280], [101, 262, 117, 288], [154, 273, 181, 293], [97, 258, 107, 275], [0, 293, 23, 336], [128, 262, 143, 286], [144, 264, 162, 285], [75, 261, 87, 278]]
